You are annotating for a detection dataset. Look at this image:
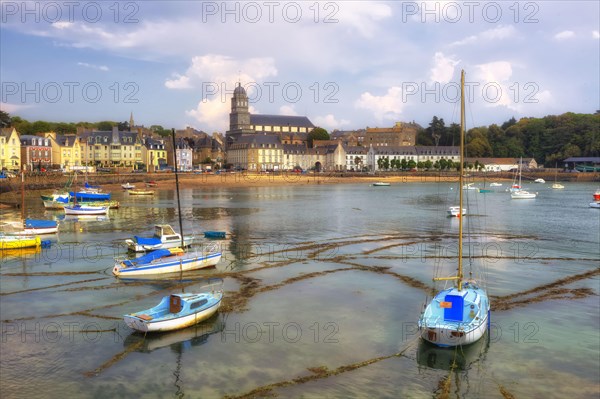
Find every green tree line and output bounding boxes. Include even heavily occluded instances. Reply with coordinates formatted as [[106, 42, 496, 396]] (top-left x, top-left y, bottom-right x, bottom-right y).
[[417, 112, 600, 165]]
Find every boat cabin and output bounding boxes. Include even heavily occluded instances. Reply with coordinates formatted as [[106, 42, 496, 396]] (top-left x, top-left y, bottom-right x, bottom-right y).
[[155, 225, 179, 241]]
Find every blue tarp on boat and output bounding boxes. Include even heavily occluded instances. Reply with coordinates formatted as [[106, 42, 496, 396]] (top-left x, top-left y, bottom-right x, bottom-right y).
[[25, 219, 57, 228], [134, 236, 161, 246], [70, 192, 111, 201], [122, 249, 172, 267]]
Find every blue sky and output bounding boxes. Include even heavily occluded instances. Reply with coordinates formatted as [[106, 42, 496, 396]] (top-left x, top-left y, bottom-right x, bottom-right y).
[[1, 1, 598, 133]]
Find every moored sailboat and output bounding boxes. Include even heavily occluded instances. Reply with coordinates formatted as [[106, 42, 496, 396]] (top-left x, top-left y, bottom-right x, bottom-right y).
[[419, 70, 490, 347]]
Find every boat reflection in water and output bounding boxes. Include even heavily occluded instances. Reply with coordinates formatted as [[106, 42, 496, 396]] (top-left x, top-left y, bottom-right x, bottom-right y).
[[123, 312, 225, 353], [417, 332, 490, 371]]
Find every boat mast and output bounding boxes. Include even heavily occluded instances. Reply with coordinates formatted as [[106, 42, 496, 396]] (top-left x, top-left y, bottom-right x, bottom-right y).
[[457, 69, 465, 291], [21, 168, 25, 221], [171, 129, 185, 250], [434, 69, 465, 291]]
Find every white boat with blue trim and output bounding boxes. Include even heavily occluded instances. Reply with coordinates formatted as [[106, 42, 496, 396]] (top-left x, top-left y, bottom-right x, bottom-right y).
[[63, 204, 109, 215], [124, 291, 223, 333], [113, 245, 221, 277], [419, 70, 490, 347]]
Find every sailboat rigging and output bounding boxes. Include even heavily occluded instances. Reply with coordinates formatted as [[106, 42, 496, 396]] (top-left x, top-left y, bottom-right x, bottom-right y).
[[418, 70, 490, 347], [113, 129, 222, 277]]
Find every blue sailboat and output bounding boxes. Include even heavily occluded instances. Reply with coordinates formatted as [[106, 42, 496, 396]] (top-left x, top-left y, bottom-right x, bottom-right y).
[[418, 70, 490, 347]]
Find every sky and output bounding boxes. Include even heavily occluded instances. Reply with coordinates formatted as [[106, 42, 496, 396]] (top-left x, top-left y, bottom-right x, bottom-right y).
[[1, 1, 599, 134]]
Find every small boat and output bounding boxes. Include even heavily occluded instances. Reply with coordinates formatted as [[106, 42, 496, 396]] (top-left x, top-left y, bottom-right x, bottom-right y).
[[419, 70, 490, 348], [593, 190, 600, 202], [534, 178, 545, 183], [204, 231, 227, 239], [128, 189, 154, 195], [372, 182, 390, 186], [489, 182, 502, 187], [122, 182, 135, 190], [478, 188, 492, 193], [125, 224, 194, 252], [63, 204, 109, 215], [447, 206, 466, 217], [43, 199, 119, 209], [590, 202, 600, 208], [0, 219, 58, 235], [551, 183, 565, 189], [511, 190, 537, 199], [146, 181, 158, 188], [0, 234, 41, 250], [462, 183, 478, 190], [124, 291, 223, 333]]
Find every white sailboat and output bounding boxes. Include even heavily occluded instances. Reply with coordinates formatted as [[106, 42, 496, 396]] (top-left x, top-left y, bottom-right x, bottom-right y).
[[419, 70, 490, 347], [113, 129, 221, 277], [510, 158, 537, 199]]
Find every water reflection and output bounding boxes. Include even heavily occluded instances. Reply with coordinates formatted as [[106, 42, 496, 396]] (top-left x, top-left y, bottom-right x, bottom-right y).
[[416, 334, 490, 371]]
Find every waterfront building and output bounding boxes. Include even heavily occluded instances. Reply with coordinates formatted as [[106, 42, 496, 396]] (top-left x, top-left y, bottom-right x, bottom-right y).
[[44, 132, 81, 170], [142, 137, 167, 171], [228, 134, 283, 171], [20, 135, 52, 171], [79, 127, 142, 167], [365, 122, 418, 147], [0, 127, 21, 171]]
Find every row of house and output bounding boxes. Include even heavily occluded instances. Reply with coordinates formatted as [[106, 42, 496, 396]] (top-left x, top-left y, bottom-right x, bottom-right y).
[[0, 126, 225, 172]]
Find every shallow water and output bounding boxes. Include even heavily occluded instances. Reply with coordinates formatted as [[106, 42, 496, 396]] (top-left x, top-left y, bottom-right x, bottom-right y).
[[1, 181, 599, 398]]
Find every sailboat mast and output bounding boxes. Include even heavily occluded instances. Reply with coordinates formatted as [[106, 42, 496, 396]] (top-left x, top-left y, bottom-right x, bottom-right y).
[[21, 169, 25, 221], [457, 69, 465, 291], [171, 129, 185, 249]]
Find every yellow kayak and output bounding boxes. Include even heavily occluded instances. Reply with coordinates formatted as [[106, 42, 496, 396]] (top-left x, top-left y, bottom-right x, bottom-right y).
[[0, 235, 41, 250]]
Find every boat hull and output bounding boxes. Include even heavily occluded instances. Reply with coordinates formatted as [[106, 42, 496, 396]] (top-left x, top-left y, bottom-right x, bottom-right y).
[[70, 192, 111, 201], [511, 190, 536, 199], [64, 206, 109, 215], [113, 252, 222, 276], [590, 202, 600, 208], [44, 200, 119, 209], [0, 235, 41, 249], [420, 312, 489, 347], [124, 300, 221, 333]]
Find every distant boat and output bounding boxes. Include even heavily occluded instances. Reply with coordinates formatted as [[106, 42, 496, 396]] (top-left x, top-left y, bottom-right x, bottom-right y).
[[372, 182, 390, 186], [419, 70, 490, 347], [146, 181, 158, 188], [534, 178, 545, 183], [489, 182, 502, 187], [128, 189, 154, 195], [125, 224, 194, 252], [122, 182, 135, 190], [124, 292, 222, 333], [590, 202, 600, 209], [462, 183, 478, 190], [43, 199, 120, 209], [593, 190, 600, 202], [551, 183, 565, 189], [447, 206, 466, 217], [63, 204, 109, 215], [510, 158, 537, 199]]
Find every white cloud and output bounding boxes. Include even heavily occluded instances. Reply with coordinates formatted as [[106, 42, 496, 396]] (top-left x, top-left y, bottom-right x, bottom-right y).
[[279, 105, 298, 116], [430, 52, 459, 84], [77, 62, 109, 71], [355, 87, 404, 123], [555, 30, 575, 40], [593, 31, 600, 39], [451, 25, 516, 46], [336, 2, 392, 38], [0, 102, 33, 113], [165, 54, 277, 91], [312, 114, 350, 130], [185, 98, 229, 132]]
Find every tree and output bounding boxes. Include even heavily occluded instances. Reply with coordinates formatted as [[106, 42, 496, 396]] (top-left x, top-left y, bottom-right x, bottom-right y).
[[307, 127, 329, 148], [117, 121, 130, 131], [0, 110, 11, 128], [31, 121, 52, 134], [96, 121, 114, 131]]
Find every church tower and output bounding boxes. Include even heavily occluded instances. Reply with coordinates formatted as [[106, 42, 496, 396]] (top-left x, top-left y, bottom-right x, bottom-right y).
[[226, 83, 255, 148], [229, 83, 251, 131]]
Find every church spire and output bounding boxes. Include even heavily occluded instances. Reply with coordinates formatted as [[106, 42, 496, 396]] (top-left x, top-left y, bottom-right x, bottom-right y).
[[129, 112, 134, 132]]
